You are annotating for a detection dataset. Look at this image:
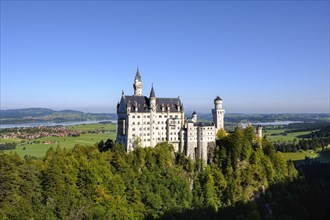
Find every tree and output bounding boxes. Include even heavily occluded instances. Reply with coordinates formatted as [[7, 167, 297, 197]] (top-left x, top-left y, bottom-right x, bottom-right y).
[[216, 128, 227, 139]]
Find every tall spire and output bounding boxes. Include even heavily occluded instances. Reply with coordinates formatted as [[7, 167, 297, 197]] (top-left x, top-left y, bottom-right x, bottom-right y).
[[150, 84, 156, 98], [135, 66, 141, 82], [133, 67, 143, 96]]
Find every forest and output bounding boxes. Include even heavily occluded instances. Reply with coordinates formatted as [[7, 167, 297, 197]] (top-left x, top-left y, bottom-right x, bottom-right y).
[[0, 126, 329, 219]]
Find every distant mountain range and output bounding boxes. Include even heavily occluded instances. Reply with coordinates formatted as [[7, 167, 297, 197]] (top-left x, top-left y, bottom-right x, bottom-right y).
[[1, 108, 329, 125], [0, 108, 117, 124]]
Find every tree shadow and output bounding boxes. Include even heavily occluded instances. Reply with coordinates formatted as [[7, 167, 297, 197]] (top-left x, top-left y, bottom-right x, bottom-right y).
[[156, 202, 261, 220], [153, 158, 330, 220]]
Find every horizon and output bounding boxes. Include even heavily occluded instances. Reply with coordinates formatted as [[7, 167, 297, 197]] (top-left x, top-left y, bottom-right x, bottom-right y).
[[1, 1, 329, 114], [1, 106, 329, 115]]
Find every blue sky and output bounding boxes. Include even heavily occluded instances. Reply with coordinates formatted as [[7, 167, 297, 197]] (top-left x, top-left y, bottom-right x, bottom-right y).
[[1, 0, 329, 113]]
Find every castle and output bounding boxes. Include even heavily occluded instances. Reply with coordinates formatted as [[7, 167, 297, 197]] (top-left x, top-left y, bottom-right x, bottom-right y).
[[116, 68, 225, 162]]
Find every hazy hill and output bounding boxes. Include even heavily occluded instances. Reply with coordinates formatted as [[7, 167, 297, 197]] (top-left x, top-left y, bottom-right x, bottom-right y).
[[0, 108, 116, 124]]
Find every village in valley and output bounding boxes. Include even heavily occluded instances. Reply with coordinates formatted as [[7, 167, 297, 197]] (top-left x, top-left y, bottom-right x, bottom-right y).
[[1, 126, 81, 140]]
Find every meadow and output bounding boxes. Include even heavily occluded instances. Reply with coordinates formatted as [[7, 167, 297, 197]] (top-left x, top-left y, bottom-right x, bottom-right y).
[[1, 123, 116, 158], [284, 148, 330, 163], [284, 149, 319, 161], [2, 122, 329, 163], [264, 129, 311, 142], [262, 124, 330, 163]]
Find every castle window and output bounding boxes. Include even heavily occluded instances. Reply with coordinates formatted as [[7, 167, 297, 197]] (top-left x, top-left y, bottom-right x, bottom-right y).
[[159, 115, 162, 118], [138, 116, 140, 118], [132, 128, 135, 131], [132, 122, 135, 125], [132, 116, 135, 118], [147, 116, 150, 118]]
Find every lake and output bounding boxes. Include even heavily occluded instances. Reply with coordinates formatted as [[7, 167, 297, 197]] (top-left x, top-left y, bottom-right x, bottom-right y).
[[252, 121, 303, 126]]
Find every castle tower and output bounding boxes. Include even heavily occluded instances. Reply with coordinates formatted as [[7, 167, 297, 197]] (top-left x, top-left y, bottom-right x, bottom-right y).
[[149, 85, 156, 108], [192, 111, 197, 122], [212, 96, 225, 133], [149, 85, 156, 147], [256, 125, 263, 139], [133, 67, 143, 96]]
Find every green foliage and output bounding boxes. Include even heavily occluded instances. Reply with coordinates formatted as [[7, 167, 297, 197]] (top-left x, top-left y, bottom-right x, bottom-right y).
[[0, 127, 307, 219], [216, 128, 226, 139]]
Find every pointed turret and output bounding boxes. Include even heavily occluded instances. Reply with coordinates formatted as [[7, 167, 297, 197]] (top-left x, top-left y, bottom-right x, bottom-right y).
[[133, 67, 143, 96], [150, 84, 156, 98], [149, 84, 156, 110], [135, 67, 142, 82]]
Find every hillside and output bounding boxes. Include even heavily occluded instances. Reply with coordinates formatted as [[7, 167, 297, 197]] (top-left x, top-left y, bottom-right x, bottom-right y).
[[0, 108, 116, 124]]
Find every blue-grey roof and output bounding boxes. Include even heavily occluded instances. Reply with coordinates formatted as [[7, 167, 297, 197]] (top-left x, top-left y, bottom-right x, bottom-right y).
[[194, 122, 214, 127], [150, 86, 156, 98], [214, 96, 222, 101], [135, 68, 142, 81], [121, 96, 183, 113]]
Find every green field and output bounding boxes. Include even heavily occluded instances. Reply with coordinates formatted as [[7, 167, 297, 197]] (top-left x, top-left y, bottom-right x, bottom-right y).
[[0, 138, 22, 144], [68, 123, 116, 131], [284, 148, 330, 163], [1, 123, 117, 158], [284, 150, 319, 161], [265, 130, 311, 142]]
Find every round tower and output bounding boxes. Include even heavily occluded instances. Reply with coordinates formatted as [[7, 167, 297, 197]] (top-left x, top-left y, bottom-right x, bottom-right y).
[[213, 96, 225, 133], [192, 111, 197, 122], [214, 96, 222, 109], [133, 67, 143, 96], [256, 125, 263, 139]]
